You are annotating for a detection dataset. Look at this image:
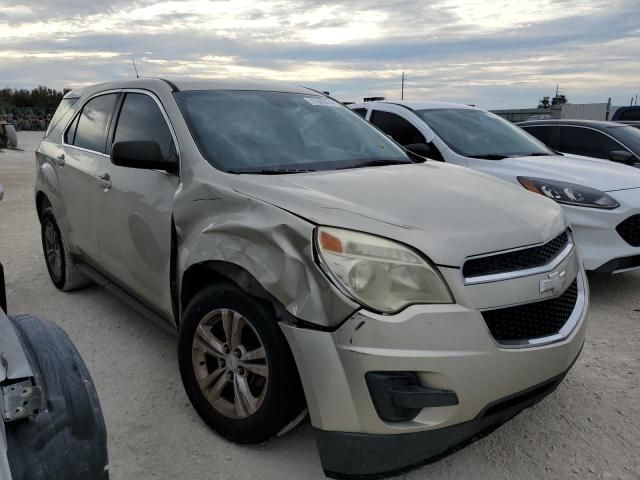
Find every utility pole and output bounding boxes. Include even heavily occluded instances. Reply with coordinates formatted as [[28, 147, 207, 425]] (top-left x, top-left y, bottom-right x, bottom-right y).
[[401, 72, 405, 100]]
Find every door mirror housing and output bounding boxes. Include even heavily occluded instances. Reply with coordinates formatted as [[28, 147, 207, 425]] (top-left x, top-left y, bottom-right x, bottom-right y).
[[405, 143, 434, 157], [111, 141, 178, 173], [608, 150, 635, 164]]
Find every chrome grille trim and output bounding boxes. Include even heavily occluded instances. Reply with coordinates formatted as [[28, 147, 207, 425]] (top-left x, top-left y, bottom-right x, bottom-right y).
[[464, 232, 574, 285]]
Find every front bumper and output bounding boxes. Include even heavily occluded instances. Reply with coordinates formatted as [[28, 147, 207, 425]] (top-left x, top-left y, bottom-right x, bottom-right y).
[[281, 266, 588, 477], [315, 354, 579, 478], [564, 188, 640, 272]]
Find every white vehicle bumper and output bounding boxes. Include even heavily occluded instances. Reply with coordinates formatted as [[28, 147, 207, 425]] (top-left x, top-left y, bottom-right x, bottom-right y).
[[564, 188, 640, 272]]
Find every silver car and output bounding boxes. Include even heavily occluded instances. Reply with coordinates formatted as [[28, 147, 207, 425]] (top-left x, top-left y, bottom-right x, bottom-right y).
[[35, 79, 587, 477]]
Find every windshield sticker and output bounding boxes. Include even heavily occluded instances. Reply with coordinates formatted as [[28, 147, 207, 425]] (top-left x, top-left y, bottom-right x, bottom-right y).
[[303, 96, 340, 107]]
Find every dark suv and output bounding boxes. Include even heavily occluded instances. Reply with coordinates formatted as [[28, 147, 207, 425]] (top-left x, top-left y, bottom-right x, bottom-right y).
[[611, 106, 640, 122], [518, 119, 640, 166]]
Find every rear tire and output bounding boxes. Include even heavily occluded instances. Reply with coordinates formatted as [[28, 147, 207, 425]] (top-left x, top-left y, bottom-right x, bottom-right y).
[[178, 283, 305, 444], [5, 314, 109, 480], [40, 207, 90, 291]]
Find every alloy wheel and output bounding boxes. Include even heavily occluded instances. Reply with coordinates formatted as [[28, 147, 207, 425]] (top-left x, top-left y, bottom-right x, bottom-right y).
[[43, 221, 63, 282], [191, 308, 269, 419]]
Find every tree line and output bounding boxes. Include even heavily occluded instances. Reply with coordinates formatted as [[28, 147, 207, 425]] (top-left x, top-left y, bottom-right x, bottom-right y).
[[0, 86, 71, 113]]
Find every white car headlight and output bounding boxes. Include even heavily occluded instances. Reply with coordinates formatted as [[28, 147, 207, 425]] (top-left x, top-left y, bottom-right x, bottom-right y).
[[315, 227, 453, 313], [518, 177, 620, 209]]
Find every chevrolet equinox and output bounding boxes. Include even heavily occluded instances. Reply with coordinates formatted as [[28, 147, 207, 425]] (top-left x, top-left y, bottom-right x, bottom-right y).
[[35, 79, 587, 478]]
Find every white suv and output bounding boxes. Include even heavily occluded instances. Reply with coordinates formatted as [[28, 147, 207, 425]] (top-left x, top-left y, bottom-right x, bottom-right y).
[[351, 101, 640, 273]]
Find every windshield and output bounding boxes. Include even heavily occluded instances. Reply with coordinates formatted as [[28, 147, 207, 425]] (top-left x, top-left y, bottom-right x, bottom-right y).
[[415, 108, 554, 159], [175, 90, 410, 173], [610, 125, 640, 153]]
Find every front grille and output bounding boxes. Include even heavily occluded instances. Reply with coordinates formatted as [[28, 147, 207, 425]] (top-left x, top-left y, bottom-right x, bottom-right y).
[[616, 214, 640, 247], [482, 279, 578, 342], [463, 231, 569, 278]]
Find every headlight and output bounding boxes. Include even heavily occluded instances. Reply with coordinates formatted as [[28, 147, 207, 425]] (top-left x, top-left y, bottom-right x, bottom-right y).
[[518, 177, 620, 209], [315, 227, 453, 313]]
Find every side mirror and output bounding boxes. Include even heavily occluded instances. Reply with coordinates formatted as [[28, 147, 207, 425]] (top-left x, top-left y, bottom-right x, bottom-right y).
[[111, 141, 178, 173], [404, 143, 434, 157], [609, 150, 635, 165], [0, 183, 4, 202]]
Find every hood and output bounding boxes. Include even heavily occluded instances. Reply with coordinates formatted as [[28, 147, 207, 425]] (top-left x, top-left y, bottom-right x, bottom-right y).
[[232, 162, 566, 267], [491, 154, 640, 192]]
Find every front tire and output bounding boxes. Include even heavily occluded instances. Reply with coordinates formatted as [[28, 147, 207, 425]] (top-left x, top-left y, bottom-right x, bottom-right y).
[[40, 207, 90, 291], [178, 283, 305, 444]]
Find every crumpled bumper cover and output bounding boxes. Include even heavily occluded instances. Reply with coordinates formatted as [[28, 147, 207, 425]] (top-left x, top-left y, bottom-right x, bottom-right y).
[[316, 349, 580, 479]]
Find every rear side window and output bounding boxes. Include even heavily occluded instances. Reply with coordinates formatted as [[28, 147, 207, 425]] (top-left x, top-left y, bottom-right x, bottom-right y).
[[352, 108, 367, 118], [45, 98, 77, 137], [65, 114, 80, 145], [558, 126, 621, 159], [522, 125, 555, 148], [69, 93, 119, 153], [370, 110, 426, 146], [112, 93, 174, 159]]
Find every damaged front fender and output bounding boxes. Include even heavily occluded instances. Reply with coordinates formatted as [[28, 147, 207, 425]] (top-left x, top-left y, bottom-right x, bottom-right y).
[[173, 183, 359, 328]]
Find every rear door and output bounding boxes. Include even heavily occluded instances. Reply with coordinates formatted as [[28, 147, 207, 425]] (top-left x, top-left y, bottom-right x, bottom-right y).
[[59, 92, 120, 261], [96, 91, 179, 319]]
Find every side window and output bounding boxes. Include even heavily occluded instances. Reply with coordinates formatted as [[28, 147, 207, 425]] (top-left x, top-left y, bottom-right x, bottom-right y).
[[620, 109, 640, 121], [46, 97, 77, 137], [522, 126, 555, 147], [71, 94, 119, 153], [369, 110, 426, 146], [112, 93, 174, 159], [64, 114, 80, 145], [558, 126, 621, 159], [352, 108, 367, 118]]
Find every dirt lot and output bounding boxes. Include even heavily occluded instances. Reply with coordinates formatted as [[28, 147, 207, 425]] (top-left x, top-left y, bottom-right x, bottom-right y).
[[1, 131, 639, 479]]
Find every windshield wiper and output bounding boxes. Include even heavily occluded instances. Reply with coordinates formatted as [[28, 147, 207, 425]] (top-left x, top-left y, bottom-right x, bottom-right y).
[[227, 168, 317, 174], [470, 154, 509, 160], [340, 159, 414, 169], [518, 152, 553, 157]]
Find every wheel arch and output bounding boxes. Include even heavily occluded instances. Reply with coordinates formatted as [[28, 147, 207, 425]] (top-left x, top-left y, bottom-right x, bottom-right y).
[[35, 190, 52, 222], [179, 260, 291, 327]]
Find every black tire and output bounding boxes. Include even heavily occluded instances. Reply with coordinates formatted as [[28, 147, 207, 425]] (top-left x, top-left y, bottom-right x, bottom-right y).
[[40, 207, 90, 291], [5, 314, 108, 480], [178, 283, 305, 444], [3, 123, 18, 148]]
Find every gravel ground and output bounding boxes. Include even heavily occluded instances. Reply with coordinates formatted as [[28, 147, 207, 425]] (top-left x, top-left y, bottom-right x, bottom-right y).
[[1, 131, 639, 479]]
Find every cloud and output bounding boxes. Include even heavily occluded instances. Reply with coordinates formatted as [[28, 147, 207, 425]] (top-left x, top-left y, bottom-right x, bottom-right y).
[[0, 0, 638, 108]]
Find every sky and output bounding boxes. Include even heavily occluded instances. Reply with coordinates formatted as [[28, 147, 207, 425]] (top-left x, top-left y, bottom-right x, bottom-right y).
[[0, 0, 638, 109]]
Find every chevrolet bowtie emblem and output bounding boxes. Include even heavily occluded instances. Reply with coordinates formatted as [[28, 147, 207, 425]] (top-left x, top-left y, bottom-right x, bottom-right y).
[[539, 270, 566, 294]]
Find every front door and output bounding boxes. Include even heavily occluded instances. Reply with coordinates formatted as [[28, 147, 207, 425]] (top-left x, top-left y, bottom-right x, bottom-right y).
[[96, 91, 179, 319]]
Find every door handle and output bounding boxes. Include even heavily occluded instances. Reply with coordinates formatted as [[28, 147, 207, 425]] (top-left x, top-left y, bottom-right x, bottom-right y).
[[54, 154, 65, 166], [96, 173, 112, 190]]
